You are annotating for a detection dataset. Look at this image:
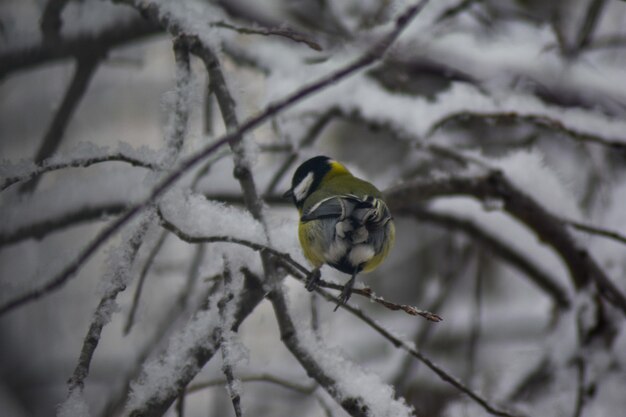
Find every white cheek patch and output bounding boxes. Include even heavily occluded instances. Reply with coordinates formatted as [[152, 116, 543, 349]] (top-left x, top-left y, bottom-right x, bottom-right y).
[[293, 172, 314, 202]]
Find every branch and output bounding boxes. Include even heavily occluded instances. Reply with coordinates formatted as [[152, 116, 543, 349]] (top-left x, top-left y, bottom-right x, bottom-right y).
[[65, 215, 152, 397], [20, 54, 101, 193], [193, 41, 265, 223], [385, 172, 626, 316], [436, 0, 483, 23], [425, 111, 626, 154], [264, 108, 341, 196], [267, 285, 369, 417], [218, 264, 243, 417], [212, 21, 321, 51], [564, 218, 626, 246], [40, 0, 71, 40], [413, 206, 571, 309], [188, 374, 315, 395], [123, 230, 168, 335], [575, 0, 607, 52], [125, 263, 267, 416], [1, 152, 159, 192], [0, 201, 127, 248], [0, 0, 428, 316], [0, 15, 159, 78]]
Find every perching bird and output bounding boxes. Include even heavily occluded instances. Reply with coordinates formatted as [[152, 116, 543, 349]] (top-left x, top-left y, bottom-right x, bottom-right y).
[[284, 156, 395, 308]]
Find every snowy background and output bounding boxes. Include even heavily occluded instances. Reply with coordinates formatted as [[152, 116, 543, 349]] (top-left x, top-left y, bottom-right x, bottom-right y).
[[1, 0, 626, 416]]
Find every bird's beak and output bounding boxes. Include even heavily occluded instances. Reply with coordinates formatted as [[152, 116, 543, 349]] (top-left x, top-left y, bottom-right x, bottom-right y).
[[283, 189, 293, 199]]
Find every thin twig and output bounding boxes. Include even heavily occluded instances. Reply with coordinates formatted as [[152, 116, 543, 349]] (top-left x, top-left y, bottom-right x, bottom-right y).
[[175, 392, 185, 417], [564, 218, 626, 246], [393, 243, 471, 392], [20, 54, 101, 193], [65, 215, 152, 396], [1, 152, 160, 192], [264, 108, 340, 196], [425, 111, 626, 153], [436, 0, 483, 23], [188, 374, 315, 395], [123, 230, 168, 335], [212, 21, 322, 51], [40, 0, 71, 40], [0, 15, 158, 78], [466, 250, 485, 381], [0, 0, 428, 317], [0, 201, 128, 247], [412, 206, 571, 309], [575, 0, 607, 52], [218, 263, 243, 417]]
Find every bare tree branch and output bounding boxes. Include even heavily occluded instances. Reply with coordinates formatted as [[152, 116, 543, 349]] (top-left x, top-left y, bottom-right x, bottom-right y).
[[1, 152, 160, 192], [20, 54, 101, 193], [436, 0, 483, 23], [425, 111, 626, 153], [0, 15, 159, 79], [385, 172, 626, 315], [564, 218, 626, 246], [123, 230, 168, 335], [0, 201, 128, 247], [40, 0, 71, 41], [267, 285, 369, 417], [264, 108, 341, 196], [125, 263, 267, 416], [211, 21, 321, 51], [218, 264, 243, 417], [575, 0, 607, 52], [412, 206, 571, 308], [310, 285, 524, 417], [188, 374, 315, 395]]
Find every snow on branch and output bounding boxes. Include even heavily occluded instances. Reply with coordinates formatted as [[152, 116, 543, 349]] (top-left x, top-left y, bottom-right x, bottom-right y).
[[267, 276, 415, 417], [385, 171, 626, 316], [0, 142, 163, 192], [61, 39, 195, 411]]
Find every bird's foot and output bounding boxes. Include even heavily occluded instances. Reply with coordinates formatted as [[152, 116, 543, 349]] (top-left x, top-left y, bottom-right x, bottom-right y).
[[333, 280, 355, 312], [305, 268, 321, 292]]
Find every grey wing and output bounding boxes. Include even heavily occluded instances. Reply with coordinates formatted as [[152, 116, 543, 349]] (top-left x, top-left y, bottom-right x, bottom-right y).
[[300, 196, 347, 222], [302, 194, 391, 248]]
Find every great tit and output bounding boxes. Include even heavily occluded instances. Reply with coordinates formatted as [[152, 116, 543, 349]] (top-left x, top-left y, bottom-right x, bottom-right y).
[[284, 156, 395, 308]]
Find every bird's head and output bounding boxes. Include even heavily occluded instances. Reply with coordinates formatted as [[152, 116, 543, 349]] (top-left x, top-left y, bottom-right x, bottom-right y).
[[283, 155, 350, 210]]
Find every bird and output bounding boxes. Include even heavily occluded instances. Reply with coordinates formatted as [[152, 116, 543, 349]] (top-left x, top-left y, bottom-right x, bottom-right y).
[[284, 155, 395, 309]]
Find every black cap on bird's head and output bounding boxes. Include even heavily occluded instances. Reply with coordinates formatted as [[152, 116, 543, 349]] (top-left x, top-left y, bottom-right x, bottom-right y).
[[284, 155, 346, 209]]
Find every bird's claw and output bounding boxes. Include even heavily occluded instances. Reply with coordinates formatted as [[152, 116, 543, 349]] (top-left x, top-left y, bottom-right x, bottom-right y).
[[333, 285, 353, 311], [305, 268, 321, 292]]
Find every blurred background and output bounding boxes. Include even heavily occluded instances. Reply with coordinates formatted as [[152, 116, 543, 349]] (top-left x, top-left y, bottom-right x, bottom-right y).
[[1, 0, 626, 416]]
